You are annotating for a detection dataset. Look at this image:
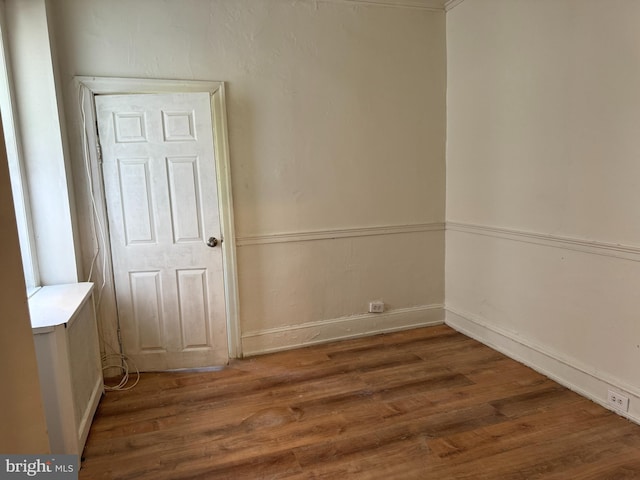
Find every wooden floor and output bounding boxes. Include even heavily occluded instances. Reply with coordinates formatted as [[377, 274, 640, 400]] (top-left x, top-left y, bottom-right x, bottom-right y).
[[80, 326, 640, 479]]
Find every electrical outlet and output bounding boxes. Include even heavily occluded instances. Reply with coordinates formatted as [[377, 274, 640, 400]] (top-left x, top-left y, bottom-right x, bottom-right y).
[[369, 301, 384, 313], [607, 390, 629, 412]]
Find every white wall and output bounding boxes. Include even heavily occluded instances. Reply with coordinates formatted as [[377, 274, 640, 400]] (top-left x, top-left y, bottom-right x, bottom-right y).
[[0, 118, 50, 454], [49, 0, 446, 354], [446, 0, 640, 421]]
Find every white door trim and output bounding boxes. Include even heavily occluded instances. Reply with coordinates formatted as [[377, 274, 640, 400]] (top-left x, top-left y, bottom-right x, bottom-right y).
[[75, 76, 242, 358]]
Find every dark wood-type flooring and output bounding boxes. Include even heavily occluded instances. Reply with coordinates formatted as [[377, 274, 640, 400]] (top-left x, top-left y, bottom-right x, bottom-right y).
[[80, 325, 640, 479]]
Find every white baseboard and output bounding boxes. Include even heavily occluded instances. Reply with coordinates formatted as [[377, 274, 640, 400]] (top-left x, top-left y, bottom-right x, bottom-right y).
[[241, 304, 444, 356], [445, 307, 640, 425]]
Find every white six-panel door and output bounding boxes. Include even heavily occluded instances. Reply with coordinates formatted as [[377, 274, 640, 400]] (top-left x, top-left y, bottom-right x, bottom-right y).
[[95, 92, 228, 371]]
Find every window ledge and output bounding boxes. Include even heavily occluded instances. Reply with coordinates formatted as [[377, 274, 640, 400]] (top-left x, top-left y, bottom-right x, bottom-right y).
[[29, 282, 94, 334]]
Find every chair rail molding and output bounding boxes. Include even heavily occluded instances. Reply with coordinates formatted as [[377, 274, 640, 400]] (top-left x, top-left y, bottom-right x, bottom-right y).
[[237, 222, 445, 247], [447, 222, 640, 263], [328, 0, 446, 11]]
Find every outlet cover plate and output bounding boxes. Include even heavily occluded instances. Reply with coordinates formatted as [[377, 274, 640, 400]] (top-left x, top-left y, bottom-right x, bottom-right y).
[[607, 390, 630, 412], [369, 301, 384, 313]]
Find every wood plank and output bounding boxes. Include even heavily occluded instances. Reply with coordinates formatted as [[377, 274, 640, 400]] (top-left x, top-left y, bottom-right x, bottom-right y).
[[79, 326, 640, 479]]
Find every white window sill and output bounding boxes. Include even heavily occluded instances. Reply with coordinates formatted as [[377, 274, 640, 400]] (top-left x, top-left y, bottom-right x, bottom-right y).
[[28, 282, 94, 334]]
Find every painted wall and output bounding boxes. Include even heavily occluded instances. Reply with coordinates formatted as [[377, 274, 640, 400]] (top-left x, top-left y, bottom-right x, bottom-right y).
[[49, 0, 446, 354], [446, 0, 640, 421], [0, 118, 50, 454]]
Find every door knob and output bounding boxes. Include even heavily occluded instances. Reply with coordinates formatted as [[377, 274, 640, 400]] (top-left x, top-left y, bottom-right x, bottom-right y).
[[207, 236, 219, 248]]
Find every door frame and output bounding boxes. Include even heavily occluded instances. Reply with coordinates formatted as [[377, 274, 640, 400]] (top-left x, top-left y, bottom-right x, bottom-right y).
[[76, 76, 242, 359]]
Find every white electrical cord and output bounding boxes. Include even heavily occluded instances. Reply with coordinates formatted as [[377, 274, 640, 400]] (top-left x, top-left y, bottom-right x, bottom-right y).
[[79, 85, 139, 391], [101, 353, 140, 391], [98, 332, 141, 391], [79, 86, 108, 305]]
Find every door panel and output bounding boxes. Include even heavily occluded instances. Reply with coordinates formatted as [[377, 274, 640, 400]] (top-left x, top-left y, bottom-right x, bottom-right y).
[[117, 158, 155, 244], [95, 92, 228, 371], [130, 270, 164, 351], [167, 156, 203, 243], [176, 268, 210, 349]]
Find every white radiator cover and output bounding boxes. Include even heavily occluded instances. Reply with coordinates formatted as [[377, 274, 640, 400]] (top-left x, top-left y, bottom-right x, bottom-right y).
[[30, 283, 103, 455]]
